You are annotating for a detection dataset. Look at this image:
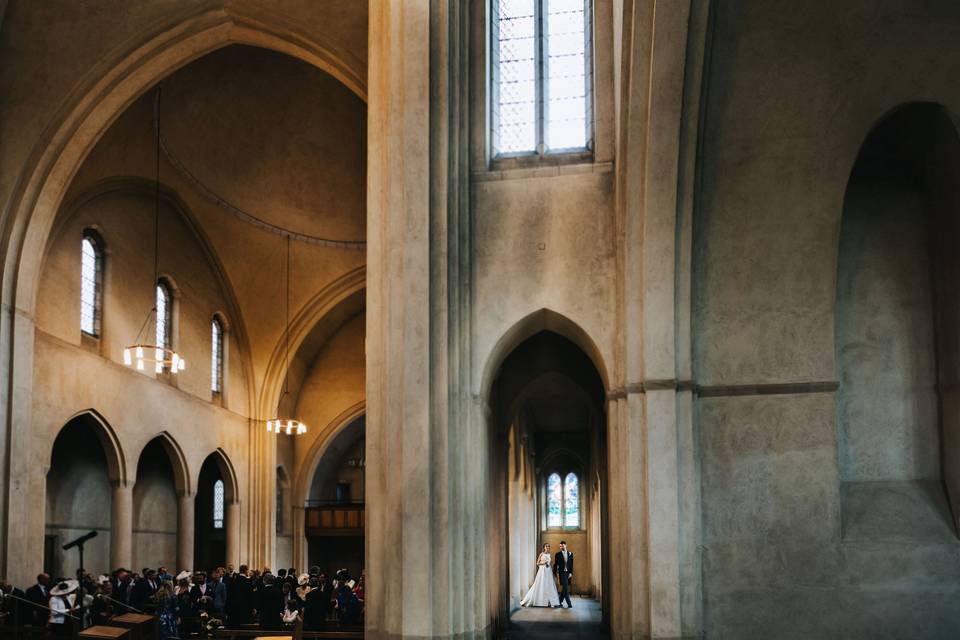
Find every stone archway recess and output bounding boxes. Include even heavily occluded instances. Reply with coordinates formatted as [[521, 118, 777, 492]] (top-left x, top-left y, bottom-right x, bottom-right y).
[[291, 401, 366, 571], [0, 5, 366, 586]]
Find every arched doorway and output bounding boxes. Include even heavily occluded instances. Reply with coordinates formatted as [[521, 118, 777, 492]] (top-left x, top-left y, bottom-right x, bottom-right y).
[[195, 455, 228, 572], [488, 328, 608, 636], [304, 415, 365, 579], [45, 413, 123, 579]]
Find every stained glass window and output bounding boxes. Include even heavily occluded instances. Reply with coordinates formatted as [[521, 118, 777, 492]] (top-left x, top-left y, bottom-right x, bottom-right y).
[[492, 0, 591, 157], [155, 282, 171, 369], [213, 479, 224, 529], [80, 234, 102, 336], [547, 472, 563, 527], [211, 317, 223, 394], [563, 472, 579, 527]]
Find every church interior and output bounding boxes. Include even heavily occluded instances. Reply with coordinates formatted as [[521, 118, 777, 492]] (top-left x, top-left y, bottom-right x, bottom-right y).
[[1, 1, 959, 639]]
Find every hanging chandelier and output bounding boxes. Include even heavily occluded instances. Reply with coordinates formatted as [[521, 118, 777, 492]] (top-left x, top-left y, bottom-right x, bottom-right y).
[[264, 235, 307, 436], [124, 86, 186, 375]]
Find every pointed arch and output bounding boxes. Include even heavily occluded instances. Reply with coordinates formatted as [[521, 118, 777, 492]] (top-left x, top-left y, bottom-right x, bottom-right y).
[[139, 432, 191, 496], [480, 308, 610, 400], [294, 401, 366, 507], [48, 409, 127, 485], [200, 448, 239, 504]]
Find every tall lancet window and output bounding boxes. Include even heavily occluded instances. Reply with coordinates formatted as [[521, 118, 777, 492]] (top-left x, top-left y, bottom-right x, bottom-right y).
[[213, 479, 224, 529], [563, 472, 579, 527], [211, 317, 224, 394], [547, 472, 563, 527], [491, 0, 592, 157], [155, 282, 172, 369], [80, 232, 103, 336]]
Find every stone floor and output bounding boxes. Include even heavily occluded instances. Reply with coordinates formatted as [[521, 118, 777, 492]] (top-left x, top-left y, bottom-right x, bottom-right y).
[[504, 597, 607, 639]]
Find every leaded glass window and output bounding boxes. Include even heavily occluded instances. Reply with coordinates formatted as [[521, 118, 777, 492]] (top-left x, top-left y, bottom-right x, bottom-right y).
[[80, 233, 103, 336], [213, 479, 224, 529], [491, 0, 592, 157], [547, 472, 563, 527], [563, 472, 579, 527], [155, 282, 171, 368], [211, 317, 224, 394]]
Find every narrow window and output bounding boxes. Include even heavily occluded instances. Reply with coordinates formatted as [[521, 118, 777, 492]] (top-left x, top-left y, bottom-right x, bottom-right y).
[[211, 317, 224, 394], [563, 472, 579, 527], [213, 479, 224, 529], [80, 233, 103, 336], [547, 472, 563, 527], [491, 0, 592, 157], [155, 282, 172, 369]]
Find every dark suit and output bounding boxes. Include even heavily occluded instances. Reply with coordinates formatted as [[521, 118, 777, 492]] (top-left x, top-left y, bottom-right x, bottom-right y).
[[303, 586, 330, 630], [24, 584, 48, 626], [256, 584, 284, 630], [130, 579, 158, 611], [554, 550, 574, 607], [227, 574, 253, 625]]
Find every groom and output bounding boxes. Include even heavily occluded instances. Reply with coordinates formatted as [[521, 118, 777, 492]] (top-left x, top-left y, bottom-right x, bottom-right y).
[[554, 541, 574, 608]]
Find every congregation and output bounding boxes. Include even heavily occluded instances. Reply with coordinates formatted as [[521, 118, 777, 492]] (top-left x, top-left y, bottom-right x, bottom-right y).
[[0, 564, 364, 638]]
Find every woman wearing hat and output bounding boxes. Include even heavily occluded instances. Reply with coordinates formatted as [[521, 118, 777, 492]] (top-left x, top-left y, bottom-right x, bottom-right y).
[[48, 580, 79, 637]]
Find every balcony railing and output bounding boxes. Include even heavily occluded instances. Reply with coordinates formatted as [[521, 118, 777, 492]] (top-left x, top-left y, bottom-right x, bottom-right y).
[[305, 501, 364, 536]]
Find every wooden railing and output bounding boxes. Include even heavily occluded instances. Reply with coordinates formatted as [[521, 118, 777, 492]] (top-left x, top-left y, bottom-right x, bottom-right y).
[[305, 503, 364, 537]]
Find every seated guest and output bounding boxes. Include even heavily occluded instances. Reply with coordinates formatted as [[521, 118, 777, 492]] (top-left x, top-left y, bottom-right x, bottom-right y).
[[255, 574, 284, 631], [281, 581, 301, 625], [48, 579, 79, 637], [24, 573, 50, 627]]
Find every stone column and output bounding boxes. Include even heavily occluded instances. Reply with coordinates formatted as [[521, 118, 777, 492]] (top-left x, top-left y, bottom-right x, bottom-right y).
[[177, 493, 194, 571], [291, 506, 306, 570], [366, 1, 479, 638], [111, 482, 133, 570], [226, 501, 240, 567]]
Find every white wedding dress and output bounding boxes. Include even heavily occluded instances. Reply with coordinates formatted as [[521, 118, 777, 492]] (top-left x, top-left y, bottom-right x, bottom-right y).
[[520, 552, 560, 607]]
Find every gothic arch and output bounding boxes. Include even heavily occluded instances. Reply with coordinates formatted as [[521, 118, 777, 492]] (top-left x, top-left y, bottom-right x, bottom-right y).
[[48, 409, 127, 485], [480, 308, 610, 401], [256, 272, 365, 421], [7, 7, 366, 323], [138, 432, 191, 496], [293, 400, 366, 507], [199, 448, 239, 505]]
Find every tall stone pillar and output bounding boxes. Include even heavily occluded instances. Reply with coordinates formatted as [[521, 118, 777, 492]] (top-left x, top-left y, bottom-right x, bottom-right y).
[[366, 1, 479, 638], [226, 501, 240, 568], [177, 493, 194, 571], [111, 483, 133, 570]]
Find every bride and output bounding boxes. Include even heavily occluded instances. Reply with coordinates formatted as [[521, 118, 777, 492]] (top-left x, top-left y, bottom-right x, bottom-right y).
[[520, 543, 560, 608]]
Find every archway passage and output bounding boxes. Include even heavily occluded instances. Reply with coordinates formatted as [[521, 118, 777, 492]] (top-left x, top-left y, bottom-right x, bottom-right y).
[[45, 415, 118, 579], [489, 330, 608, 638], [305, 416, 365, 580], [195, 455, 229, 572]]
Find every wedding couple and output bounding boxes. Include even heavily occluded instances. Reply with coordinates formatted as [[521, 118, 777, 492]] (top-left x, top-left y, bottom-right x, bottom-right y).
[[520, 541, 574, 609]]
